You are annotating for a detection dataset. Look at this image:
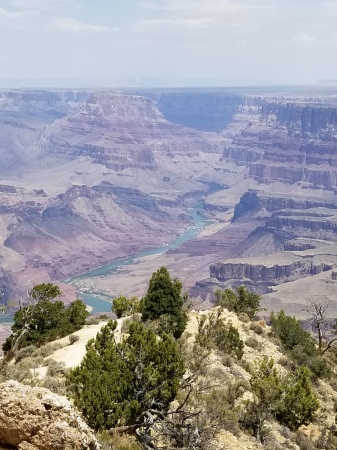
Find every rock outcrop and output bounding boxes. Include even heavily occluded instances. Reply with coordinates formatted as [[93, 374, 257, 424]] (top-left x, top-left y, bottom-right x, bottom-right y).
[[232, 190, 337, 223], [266, 215, 337, 240], [0, 90, 88, 172], [210, 260, 333, 283], [261, 101, 337, 140], [221, 97, 337, 189], [0, 380, 100, 450], [40, 93, 225, 171]]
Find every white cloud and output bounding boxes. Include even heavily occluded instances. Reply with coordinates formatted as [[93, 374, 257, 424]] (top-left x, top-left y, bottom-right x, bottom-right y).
[[47, 17, 116, 33], [134, 17, 210, 31], [292, 33, 337, 45], [0, 6, 33, 20], [0, 6, 39, 30], [292, 33, 317, 45], [136, 0, 278, 36], [10, 0, 69, 10], [139, 0, 244, 13], [0, 6, 113, 34]]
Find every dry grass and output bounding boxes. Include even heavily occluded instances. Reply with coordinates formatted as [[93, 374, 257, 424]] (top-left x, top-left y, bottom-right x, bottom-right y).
[[97, 431, 141, 450]]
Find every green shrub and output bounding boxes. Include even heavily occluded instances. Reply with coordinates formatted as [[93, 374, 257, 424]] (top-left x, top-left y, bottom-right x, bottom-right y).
[[69, 334, 80, 345], [214, 323, 244, 359], [243, 358, 319, 439], [67, 320, 185, 431], [308, 356, 331, 381], [290, 344, 331, 380], [46, 359, 66, 377], [196, 310, 244, 359], [215, 286, 261, 319], [270, 310, 330, 379], [245, 336, 261, 350], [112, 296, 140, 319], [15, 345, 37, 363], [30, 283, 62, 302], [215, 288, 238, 311], [270, 310, 315, 353], [250, 322, 264, 335], [277, 366, 319, 430], [242, 358, 283, 441]]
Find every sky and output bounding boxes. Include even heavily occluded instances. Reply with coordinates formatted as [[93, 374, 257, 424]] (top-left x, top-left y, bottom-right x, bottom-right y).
[[1, 0, 337, 86]]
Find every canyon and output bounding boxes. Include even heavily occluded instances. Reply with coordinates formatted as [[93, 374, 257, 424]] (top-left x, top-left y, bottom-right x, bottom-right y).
[[1, 87, 337, 317]]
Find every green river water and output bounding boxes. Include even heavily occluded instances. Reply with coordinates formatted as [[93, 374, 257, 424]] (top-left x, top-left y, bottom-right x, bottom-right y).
[[64, 208, 209, 313]]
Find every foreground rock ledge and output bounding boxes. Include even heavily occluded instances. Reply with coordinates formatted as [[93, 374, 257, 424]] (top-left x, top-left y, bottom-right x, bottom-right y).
[[0, 380, 100, 450]]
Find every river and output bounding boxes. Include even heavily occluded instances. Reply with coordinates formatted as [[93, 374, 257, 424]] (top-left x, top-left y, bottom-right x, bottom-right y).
[[64, 207, 209, 313]]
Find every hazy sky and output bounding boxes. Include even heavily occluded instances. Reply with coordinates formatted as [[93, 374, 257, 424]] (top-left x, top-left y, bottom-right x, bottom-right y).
[[1, 0, 337, 86]]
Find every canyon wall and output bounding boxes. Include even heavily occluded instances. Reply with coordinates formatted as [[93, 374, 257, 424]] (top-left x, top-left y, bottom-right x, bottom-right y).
[[222, 98, 337, 189], [2, 88, 337, 307], [40, 93, 225, 172], [0, 90, 88, 172], [210, 260, 333, 283], [0, 90, 231, 301], [157, 92, 243, 132]]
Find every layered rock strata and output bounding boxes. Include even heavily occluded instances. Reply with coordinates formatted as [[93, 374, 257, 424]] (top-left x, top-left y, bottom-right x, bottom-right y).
[[210, 260, 333, 283], [40, 93, 225, 171], [0, 90, 88, 172], [220, 97, 337, 189]]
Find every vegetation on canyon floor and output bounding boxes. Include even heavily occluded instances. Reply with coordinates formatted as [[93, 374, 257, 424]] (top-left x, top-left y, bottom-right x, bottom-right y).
[[3, 271, 337, 449]]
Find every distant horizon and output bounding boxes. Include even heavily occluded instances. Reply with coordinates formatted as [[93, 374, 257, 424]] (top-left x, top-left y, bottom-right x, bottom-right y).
[[0, 76, 337, 90]]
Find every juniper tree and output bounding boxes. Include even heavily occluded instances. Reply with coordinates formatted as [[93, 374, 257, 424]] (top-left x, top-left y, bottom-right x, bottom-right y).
[[66, 320, 185, 443], [2, 285, 88, 360], [141, 266, 188, 338]]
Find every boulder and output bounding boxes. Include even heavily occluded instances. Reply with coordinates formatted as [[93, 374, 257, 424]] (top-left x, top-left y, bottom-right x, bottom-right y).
[[0, 380, 100, 450]]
